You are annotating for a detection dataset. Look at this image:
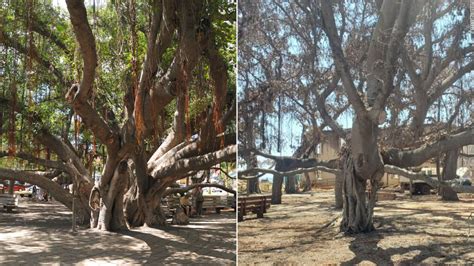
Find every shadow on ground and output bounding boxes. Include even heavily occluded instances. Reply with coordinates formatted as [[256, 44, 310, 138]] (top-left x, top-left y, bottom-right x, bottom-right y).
[[238, 191, 474, 265], [0, 199, 236, 265]]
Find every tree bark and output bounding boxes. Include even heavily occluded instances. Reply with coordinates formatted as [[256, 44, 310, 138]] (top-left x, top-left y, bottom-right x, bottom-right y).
[[285, 175, 297, 194], [0, 168, 90, 223], [96, 161, 129, 231], [340, 147, 378, 233], [271, 174, 283, 204], [440, 149, 459, 201], [247, 178, 261, 194], [338, 114, 384, 234], [335, 172, 343, 209], [302, 172, 312, 192]]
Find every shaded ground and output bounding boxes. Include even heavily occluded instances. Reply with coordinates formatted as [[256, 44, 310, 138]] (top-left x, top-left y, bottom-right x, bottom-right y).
[[0, 198, 236, 265], [238, 190, 474, 265]]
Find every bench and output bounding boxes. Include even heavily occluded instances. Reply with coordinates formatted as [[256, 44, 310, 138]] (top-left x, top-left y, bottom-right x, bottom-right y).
[[202, 195, 228, 214], [238, 195, 271, 222]]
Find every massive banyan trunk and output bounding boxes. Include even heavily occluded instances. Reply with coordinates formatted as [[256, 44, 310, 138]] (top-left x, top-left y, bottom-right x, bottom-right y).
[[124, 177, 171, 228], [123, 149, 173, 227], [90, 161, 129, 231], [73, 180, 94, 225], [440, 149, 459, 201], [340, 147, 378, 233], [340, 116, 384, 233]]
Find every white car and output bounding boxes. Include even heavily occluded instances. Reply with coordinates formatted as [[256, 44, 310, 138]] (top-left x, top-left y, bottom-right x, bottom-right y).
[[0, 193, 18, 212]]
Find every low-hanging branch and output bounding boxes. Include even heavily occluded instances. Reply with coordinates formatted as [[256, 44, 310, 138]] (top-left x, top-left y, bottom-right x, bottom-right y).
[[245, 148, 339, 169], [239, 165, 341, 179], [383, 127, 474, 167], [384, 165, 474, 193], [163, 183, 236, 197], [0, 168, 73, 209]]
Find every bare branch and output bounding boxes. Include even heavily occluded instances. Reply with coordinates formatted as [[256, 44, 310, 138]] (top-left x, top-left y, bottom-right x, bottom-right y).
[[384, 164, 474, 193], [239, 165, 341, 179], [163, 183, 236, 197], [383, 127, 474, 167], [320, 1, 367, 117]]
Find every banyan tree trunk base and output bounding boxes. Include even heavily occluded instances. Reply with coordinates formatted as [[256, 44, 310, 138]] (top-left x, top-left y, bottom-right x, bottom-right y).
[[340, 152, 378, 234]]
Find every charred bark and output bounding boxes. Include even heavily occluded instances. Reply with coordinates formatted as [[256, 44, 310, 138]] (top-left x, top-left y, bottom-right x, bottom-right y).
[[334, 171, 343, 209], [440, 149, 459, 201], [285, 175, 297, 194], [340, 146, 378, 233], [271, 174, 283, 204], [247, 178, 261, 194], [302, 172, 312, 192]]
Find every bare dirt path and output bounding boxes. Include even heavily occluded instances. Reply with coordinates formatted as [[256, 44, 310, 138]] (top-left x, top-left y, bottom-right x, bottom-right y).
[[0, 198, 236, 265], [238, 190, 474, 265]]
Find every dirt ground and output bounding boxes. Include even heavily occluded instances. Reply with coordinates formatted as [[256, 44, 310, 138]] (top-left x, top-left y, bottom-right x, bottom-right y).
[[0, 198, 236, 264], [238, 190, 474, 265]]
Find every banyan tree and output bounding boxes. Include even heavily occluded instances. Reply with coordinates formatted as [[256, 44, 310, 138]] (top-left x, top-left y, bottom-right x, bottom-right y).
[[238, 0, 473, 233], [0, 0, 236, 231]]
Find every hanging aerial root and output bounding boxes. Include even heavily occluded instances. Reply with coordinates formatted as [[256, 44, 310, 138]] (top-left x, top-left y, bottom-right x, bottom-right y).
[[89, 186, 101, 211]]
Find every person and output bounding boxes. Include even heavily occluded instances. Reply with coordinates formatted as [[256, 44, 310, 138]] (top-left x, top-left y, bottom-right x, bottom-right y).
[[179, 193, 191, 216], [32, 185, 37, 198], [195, 187, 204, 217]]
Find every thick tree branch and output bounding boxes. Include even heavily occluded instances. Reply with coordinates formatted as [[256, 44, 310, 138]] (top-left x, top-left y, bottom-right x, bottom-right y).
[[163, 183, 236, 197], [247, 148, 339, 169], [239, 165, 341, 179], [384, 164, 474, 193], [0, 168, 73, 209], [383, 127, 474, 167], [150, 144, 236, 179], [65, 0, 97, 99], [320, 1, 367, 117]]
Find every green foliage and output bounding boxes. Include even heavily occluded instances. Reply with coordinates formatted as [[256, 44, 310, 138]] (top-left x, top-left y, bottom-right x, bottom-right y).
[[0, 0, 235, 171]]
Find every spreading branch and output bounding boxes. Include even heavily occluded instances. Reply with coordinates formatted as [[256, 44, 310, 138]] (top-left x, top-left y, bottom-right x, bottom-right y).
[[384, 165, 474, 193], [0, 168, 73, 209], [163, 183, 236, 197], [238, 165, 341, 179]]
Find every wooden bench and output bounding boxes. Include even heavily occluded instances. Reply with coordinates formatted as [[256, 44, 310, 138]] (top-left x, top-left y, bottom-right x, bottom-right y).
[[238, 195, 271, 222], [202, 195, 228, 214]]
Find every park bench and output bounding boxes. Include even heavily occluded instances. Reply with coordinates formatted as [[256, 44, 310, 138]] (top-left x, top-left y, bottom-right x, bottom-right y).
[[202, 195, 228, 214], [238, 195, 271, 222]]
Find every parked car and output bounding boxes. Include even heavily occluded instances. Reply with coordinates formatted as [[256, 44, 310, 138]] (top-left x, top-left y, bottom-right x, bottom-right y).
[[0, 193, 18, 212], [15, 187, 33, 198], [3, 181, 26, 192]]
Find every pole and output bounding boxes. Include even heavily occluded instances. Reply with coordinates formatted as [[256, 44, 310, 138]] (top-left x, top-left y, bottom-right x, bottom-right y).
[[72, 183, 77, 233]]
